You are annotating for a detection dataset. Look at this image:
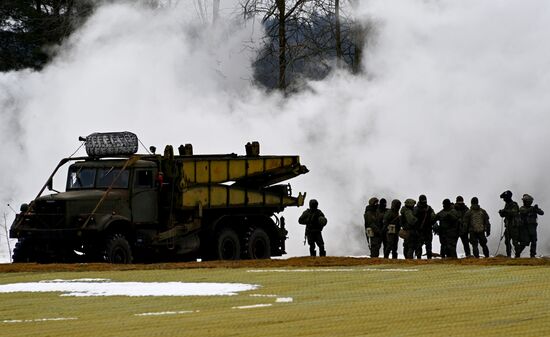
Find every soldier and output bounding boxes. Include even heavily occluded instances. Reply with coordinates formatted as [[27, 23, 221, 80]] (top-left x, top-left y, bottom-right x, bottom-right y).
[[378, 198, 388, 257], [498, 190, 524, 258], [414, 195, 436, 259], [463, 197, 491, 258], [434, 199, 460, 258], [519, 194, 544, 258], [298, 199, 327, 257], [400, 199, 418, 259], [454, 196, 472, 257], [383, 199, 401, 259], [364, 197, 383, 257]]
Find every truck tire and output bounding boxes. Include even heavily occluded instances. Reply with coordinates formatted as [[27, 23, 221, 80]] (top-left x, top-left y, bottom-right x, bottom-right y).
[[215, 228, 241, 260], [104, 234, 133, 264], [12, 239, 36, 263], [242, 227, 271, 259]]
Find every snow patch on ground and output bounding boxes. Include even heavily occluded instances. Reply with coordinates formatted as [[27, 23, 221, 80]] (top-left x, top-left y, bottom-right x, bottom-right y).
[[232, 304, 273, 309], [2, 317, 77, 323], [0, 279, 258, 297], [275, 297, 293, 303], [134, 310, 198, 317]]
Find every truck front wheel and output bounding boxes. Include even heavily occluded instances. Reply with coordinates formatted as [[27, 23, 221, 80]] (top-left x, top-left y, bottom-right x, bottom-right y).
[[215, 228, 241, 260], [12, 239, 36, 263], [104, 234, 133, 264]]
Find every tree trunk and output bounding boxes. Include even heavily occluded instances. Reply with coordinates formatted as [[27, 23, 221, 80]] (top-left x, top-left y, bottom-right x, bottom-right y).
[[276, 0, 286, 90], [213, 0, 220, 24], [335, 0, 343, 66]]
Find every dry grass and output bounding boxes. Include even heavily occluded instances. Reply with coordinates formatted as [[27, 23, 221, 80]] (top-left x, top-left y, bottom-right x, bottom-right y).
[[1, 256, 549, 273], [2, 260, 550, 336]]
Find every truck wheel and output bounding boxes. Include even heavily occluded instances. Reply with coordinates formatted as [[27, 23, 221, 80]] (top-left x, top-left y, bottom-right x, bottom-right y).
[[216, 228, 241, 260], [104, 234, 133, 264], [242, 227, 271, 259], [12, 239, 36, 263]]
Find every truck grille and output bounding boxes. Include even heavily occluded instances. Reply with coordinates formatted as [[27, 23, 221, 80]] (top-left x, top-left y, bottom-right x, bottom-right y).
[[31, 200, 66, 228]]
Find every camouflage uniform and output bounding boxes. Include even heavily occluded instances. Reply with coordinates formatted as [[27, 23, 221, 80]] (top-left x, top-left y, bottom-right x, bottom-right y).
[[434, 199, 460, 258], [383, 199, 401, 259], [414, 195, 436, 259], [299, 199, 327, 257], [463, 197, 490, 258], [519, 194, 544, 258], [364, 197, 383, 258], [378, 199, 388, 257], [400, 199, 418, 259], [499, 190, 524, 258], [453, 196, 472, 257]]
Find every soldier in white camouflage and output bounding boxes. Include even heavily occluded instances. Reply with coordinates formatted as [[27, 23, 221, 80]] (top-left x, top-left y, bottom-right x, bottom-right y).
[[463, 197, 491, 258], [519, 194, 544, 258]]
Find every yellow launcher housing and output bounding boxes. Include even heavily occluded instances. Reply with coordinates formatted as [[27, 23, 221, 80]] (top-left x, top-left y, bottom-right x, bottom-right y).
[[178, 155, 308, 210]]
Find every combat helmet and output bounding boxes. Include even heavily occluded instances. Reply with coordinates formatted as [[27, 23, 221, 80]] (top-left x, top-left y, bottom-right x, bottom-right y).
[[522, 194, 534, 205], [500, 190, 513, 200], [404, 199, 416, 208], [309, 199, 319, 209]]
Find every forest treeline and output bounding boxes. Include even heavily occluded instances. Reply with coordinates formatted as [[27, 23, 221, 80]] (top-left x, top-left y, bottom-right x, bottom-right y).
[[0, 0, 371, 91]]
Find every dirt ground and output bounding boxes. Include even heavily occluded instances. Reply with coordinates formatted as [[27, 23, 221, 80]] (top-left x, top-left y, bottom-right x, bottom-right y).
[[1, 255, 550, 273]]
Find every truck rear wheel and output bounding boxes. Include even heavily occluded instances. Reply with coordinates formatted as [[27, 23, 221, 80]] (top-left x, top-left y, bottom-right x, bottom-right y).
[[242, 227, 271, 259], [215, 228, 241, 260], [104, 234, 133, 264]]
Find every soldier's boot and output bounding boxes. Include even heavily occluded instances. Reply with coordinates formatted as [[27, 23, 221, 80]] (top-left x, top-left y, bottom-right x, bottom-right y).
[[505, 242, 512, 258], [463, 238, 472, 257], [472, 245, 480, 258], [309, 247, 316, 257], [426, 249, 432, 259], [530, 242, 537, 258], [320, 249, 326, 257], [482, 245, 489, 258], [392, 251, 398, 259]]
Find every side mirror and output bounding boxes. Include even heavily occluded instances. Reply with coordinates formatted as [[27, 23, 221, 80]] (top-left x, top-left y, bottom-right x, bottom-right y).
[[46, 178, 53, 191]]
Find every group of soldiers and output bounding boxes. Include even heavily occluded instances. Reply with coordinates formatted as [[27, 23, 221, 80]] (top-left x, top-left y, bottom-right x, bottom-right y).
[[363, 191, 544, 259], [297, 191, 544, 259]]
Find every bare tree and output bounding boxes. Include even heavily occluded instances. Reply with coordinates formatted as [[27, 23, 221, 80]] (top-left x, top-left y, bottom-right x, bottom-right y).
[[243, 0, 310, 91]]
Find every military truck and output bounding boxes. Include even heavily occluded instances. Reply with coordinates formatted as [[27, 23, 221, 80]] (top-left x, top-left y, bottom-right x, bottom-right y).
[[10, 132, 308, 263]]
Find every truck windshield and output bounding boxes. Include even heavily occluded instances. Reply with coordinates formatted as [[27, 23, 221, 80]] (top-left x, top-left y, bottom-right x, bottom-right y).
[[68, 168, 96, 189], [97, 168, 129, 188], [67, 167, 129, 190]]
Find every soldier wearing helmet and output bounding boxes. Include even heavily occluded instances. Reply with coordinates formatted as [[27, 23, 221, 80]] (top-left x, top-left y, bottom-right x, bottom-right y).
[[383, 199, 402, 259], [299, 199, 328, 257], [498, 190, 524, 257], [519, 194, 544, 258], [364, 197, 382, 257], [463, 197, 491, 258], [400, 199, 418, 259], [434, 199, 460, 258], [414, 195, 436, 259], [453, 196, 472, 257]]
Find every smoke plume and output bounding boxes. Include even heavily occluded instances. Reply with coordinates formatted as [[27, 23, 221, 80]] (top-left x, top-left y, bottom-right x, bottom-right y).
[[1, 1, 550, 261]]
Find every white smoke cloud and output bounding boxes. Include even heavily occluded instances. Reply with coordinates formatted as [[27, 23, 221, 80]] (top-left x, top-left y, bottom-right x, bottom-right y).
[[2, 0, 550, 262]]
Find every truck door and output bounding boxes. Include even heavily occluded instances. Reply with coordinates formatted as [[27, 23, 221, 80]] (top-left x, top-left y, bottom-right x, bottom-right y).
[[131, 168, 158, 224]]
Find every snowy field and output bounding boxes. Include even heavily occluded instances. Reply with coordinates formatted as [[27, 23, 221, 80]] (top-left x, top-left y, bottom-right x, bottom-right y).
[[1, 264, 550, 336]]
